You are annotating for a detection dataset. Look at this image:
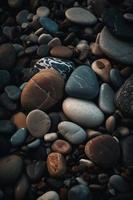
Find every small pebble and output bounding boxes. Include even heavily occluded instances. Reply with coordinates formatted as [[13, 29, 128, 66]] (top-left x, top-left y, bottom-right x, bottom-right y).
[[37, 191, 60, 200], [5, 85, 21, 101], [11, 112, 27, 128], [36, 6, 50, 17], [10, 128, 27, 147], [44, 132, 58, 142], [52, 139, 72, 154]]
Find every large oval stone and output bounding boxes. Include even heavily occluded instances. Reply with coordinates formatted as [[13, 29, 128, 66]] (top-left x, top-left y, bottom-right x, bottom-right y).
[[65, 65, 99, 100], [58, 121, 87, 144], [85, 135, 120, 168], [21, 69, 64, 111], [63, 98, 104, 128]]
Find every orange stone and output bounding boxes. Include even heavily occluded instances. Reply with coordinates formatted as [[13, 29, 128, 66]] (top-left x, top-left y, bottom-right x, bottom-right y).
[[11, 112, 27, 128], [50, 46, 73, 58]]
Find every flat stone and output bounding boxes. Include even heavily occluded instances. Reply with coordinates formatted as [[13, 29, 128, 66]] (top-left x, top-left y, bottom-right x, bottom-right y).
[[37, 191, 60, 200], [39, 17, 59, 33], [58, 121, 87, 144], [36, 6, 50, 17], [48, 37, 62, 48], [44, 132, 58, 142], [65, 65, 99, 100], [26, 109, 51, 138], [65, 7, 97, 26], [0, 120, 16, 138], [11, 112, 27, 128], [27, 139, 41, 149], [34, 57, 75, 79], [0, 43, 16, 70], [16, 10, 29, 25], [38, 34, 53, 45], [37, 44, 50, 57], [85, 135, 120, 168], [105, 115, 116, 133], [115, 74, 133, 117], [99, 27, 133, 65], [0, 155, 23, 186], [110, 68, 125, 89], [99, 83, 115, 114], [21, 69, 64, 111], [47, 152, 66, 177], [5, 85, 21, 101], [10, 128, 27, 147], [50, 46, 73, 58], [52, 139, 72, 154], [68, 184, 92, 200], [63, 98, 104, 128], [123, 13, 133, 23]]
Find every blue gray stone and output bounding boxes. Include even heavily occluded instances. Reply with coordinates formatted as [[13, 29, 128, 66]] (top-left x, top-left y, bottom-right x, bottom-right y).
[[5, 85, 21, 101], [10, 128, 27, 147], [109, 175, 129, 193], [58, 121, 87, 144], [27, 139, 41, 149], [65, 65, 99, 100], [0, 120, 16, 138], [110, 69, 125, 89], [39, 17, 59, 33], [99, 83, 115, 114]]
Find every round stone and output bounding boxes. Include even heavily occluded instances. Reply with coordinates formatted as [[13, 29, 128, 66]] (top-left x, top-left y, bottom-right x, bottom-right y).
[[123, 13, 133, 23], [0, 70, 10, 90], [27, 139, 41, 149], [48, 37, 62, 48], [0, 155, 23, 186], [50, 46, 73, 59], [47, 152, 66, 177], [26, 109, 51, 138], [68, 184, 92, 200], [52, 139, 72, 154], [34, 57, 75, 79], [63, 98, 104, 128], [37, 44, 50, 57], [99, 27, 133, 65], [65, 7, 97, 25], [16, 10, 29, 25], [99, 83, 115, 114], [120, 136, 133, 167], [91, 59, 111, 82], [108, 175, 129, 193], [65, 65, 99, 100], [39, 17, 59, 33], [37, 191, 60, 200], [11, 112, 27, 128], [5, 85, 21, 101], [10, 128, 27, 147], [0, 120, 16, 138], [105, 115, 116, 133], [44, 132, 58, 142], [0, 43, 16, 70], [38, 34, 53, 45], [21, 69, 64, 111], [36, 6, 50, 17], [115, 74, 133, 117], [85, 135, 120, 168], [58, 121, 87, 144], [110, 68, 124, 89]]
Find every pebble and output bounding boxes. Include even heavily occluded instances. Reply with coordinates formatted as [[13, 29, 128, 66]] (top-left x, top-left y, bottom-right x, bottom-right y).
[[37, 191, 60, 200], [123, 13, 133, 23], [99, 83, 115, 114], [5, 85, 21, 101], [85, 135, 120, 168], [34, 57, 75, 78], [86, 129, 102, 139], [36, 6, 50, 17], [11, 112, 27, 128], [26, 161, 45, 182], [39, 17, 59, 33], [63, 98, 104, 128], [50, 46, 73, 58], [44, 132, 58, 142], [27, 139, 41, 149], [10, 128, 27, 147], [99, 27, 133, 65], [58, 121, 87, 144], [14, 174, 29, 200], [48, 37, 62, 48], [0, 92, 18, 111], [0, 70, 10, 89], [21, 69, 64, 111], [115, 74, 133, 117], [52, 139, 72, 154], [25, 45, 38, 54], [0, 120, 16, 138], [26, 109, 51, 138], [68, 184, 92, 200], [65, 7, 97, 26], [105, 115, 116, 133], [79, 159, 95, 168], [91, 59, 111, 82], [47, 152, 66, 177], [38, 33, 53, 44], [0, 155, 23, 186], [108, 175, 129, 193], [0, 43, 16, 70], [120, 136, 133, 167], [16, 10, 29, 25], [65, 65, 99, 100], [110, 68, 124, 89], [37, 44, 50, 57]]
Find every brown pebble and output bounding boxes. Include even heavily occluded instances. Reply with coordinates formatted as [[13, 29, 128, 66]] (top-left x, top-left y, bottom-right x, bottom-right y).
[[85, 135, 120, 168], [90, 42, 103, 56], [91, 58, 111, 82], [120, 67, 132, 78], [21, 69, 64, 111], [50, 46, 73, 58], [47, 152, 66, 177], [105, 115, 116, 133], [11, 112, 27, 128], [52, 139, 72, 154]]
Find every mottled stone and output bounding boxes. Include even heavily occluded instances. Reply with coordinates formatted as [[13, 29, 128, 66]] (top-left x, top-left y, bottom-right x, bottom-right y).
[[52, 139, 72, 154]]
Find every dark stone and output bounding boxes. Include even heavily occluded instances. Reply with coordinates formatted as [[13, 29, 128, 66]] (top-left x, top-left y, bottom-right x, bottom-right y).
[[0, 120, 16, 138], [0, 136, 10, 157]]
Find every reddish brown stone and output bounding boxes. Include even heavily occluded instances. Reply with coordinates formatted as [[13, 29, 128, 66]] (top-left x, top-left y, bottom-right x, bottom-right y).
[[50, 46, 73, 58], [52, 139, 72, 154], [11, 112, 27, 128]]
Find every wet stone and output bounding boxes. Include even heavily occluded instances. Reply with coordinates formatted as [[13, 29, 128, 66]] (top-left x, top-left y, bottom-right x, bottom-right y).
[[10, 128, 27, 147], [5, 85, 21, 101], [39, 17, 59, 33]]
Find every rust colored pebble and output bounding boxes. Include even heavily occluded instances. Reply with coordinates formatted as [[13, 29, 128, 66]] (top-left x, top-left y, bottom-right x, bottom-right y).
[[105, 115, 116, 133], [47, 152, 66, 177], [21, 69, 64, 111], [50, 46, 73, 58], [11, 112, 27, 128], [85, 135, 120, 168], [51, 139, 72, 154]]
